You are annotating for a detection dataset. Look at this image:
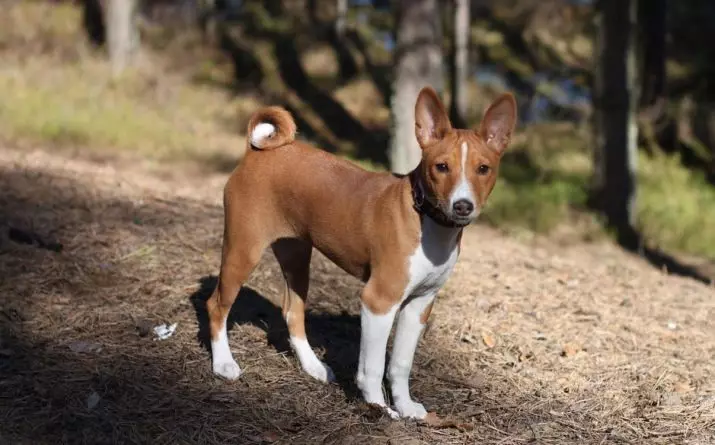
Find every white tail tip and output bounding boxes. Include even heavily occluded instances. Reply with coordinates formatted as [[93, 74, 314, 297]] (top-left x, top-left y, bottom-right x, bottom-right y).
[[250, 122, 276, 148]]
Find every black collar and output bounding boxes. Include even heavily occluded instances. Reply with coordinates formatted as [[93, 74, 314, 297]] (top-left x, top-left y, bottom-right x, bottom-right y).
[[409, 171, 469, 229]]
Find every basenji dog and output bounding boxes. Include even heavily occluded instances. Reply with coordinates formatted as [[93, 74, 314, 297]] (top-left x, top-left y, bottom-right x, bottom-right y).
[[206, 86, 517, 419]]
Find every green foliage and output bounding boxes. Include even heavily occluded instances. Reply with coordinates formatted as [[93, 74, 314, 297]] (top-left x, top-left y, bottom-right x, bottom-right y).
[[484, 172, 588, 234], [2, 0, 713, 262], [0, 73, 191, 154], [638, 152, 715, 258], [482, 129, 715, 259]]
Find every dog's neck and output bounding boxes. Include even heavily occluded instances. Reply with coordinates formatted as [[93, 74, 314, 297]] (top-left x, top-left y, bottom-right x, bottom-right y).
[[408, 168, 470, 230]]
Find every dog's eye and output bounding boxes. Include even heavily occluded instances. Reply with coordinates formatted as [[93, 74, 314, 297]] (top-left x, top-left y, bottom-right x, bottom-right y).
[[435, 163, 449, 173], [477, 164, 491, 175]]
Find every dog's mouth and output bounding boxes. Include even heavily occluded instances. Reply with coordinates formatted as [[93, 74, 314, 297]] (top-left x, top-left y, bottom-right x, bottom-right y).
[[438, 202, 480, 227], [447, 210, 480, 226]]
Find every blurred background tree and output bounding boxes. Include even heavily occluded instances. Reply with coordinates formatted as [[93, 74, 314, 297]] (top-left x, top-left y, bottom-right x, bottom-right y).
[[449, 0, 470, 128], [390, 0, 444, 174], [591, 0, 639, 248], [106, 0, 140, 75], [2, 0, 714, 272]]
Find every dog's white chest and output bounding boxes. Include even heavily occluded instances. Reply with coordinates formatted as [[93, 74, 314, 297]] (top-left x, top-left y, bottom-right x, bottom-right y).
[[404, 219, 460, 298]]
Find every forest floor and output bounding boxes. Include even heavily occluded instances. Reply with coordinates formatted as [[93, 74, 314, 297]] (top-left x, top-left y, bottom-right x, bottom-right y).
[[0, 146, 713, 445], [1, 2, 714, 443]]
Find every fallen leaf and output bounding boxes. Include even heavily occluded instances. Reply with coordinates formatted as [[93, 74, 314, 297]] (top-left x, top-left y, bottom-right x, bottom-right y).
[[420, 412, 474, 432], [69, 341, 103, 354], [561, 342, 581, 357], [262, 431, 280, 443], [481, 331, 496, 348]]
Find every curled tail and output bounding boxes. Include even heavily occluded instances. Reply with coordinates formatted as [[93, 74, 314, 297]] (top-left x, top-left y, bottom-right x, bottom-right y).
[[247, 106, 296, 150]]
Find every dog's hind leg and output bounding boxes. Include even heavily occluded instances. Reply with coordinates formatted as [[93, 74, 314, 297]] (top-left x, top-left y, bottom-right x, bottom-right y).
[[207, 225, 267, 380], [272, 238, 335, 383]]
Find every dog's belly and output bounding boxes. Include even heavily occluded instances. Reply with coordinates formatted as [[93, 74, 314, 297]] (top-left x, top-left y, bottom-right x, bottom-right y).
[[315, 245, 371, 282]]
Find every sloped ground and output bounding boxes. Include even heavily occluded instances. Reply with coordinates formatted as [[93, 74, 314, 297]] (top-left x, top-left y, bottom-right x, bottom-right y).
[[0, 146, 713, 445]]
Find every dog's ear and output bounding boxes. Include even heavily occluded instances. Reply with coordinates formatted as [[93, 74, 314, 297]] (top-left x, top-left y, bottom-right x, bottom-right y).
[[415, 86, 452, 148], [478, 93, 517, 154]]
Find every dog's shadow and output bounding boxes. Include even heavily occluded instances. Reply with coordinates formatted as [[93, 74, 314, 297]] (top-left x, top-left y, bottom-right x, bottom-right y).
[[189, 276, 362, 399]]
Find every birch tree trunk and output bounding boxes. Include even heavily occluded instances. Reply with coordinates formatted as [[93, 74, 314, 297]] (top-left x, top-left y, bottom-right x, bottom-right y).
[[106, 0, 139, 77], [592, 0, 639, 247], [390, 0, 444, 174], [449, 0, 469, 128]]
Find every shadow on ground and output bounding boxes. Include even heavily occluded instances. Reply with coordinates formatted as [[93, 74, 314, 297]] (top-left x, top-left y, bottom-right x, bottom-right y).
[[189, 275, 363, 397], [0, 159, 563, 444]]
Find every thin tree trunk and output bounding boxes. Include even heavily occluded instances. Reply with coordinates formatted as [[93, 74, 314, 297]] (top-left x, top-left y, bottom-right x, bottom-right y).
[[390, 0, 444, 174], [82, 0, 106, 46], [592, 0, 639, 248], [308, 0, 319, 24], [106, 0, 139, 77], [335, 0, 348, 38], [638, 0, 666, 110], [636, 0, 667, 155], [329, 0, 357, 82], [449, 0, 469, 128]]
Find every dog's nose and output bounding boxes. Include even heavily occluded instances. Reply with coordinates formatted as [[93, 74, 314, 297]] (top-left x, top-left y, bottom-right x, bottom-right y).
[[452, 199, 474, 217]]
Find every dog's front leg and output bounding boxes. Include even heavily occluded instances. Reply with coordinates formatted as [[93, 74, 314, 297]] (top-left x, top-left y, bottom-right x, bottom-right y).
[[356, 280, 400, 419], [387, 293, 435, 419]]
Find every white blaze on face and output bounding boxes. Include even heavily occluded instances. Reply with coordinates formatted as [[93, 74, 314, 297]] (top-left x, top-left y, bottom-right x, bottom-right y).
[[448, 142, 476, 215]]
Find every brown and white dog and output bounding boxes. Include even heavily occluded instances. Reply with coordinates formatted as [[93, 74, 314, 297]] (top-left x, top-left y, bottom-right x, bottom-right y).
[[206, 86, 517, 419]]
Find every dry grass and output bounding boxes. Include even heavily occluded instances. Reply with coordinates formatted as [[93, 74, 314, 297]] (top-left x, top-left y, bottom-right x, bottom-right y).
[[1, 147, 713, 445], [0, 1, 255, 167]]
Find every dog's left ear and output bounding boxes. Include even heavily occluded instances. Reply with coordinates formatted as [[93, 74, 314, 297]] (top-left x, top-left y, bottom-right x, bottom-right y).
[[479, 93, 517, 154], [415, 86, 452, 148]]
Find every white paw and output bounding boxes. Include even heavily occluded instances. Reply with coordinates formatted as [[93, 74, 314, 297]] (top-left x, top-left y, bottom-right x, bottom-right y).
[[394, 399, 428, 420], [213, 360, 242, 380], [384, 406, 400, 419], [302, 359, 336, 383], [366, 402, 400, 419]]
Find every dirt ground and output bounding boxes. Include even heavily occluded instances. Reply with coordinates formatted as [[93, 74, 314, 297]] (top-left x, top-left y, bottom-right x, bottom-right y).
[[0, 146, 713, 445]]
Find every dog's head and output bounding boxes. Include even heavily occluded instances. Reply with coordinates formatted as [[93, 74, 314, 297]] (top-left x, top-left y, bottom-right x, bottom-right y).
[[414, 86, 517, 226]]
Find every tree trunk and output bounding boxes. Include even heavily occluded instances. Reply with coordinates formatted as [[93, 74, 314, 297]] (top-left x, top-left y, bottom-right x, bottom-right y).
[[106, 0, 139, 77], [82, 0, 106, 46], [592, 0, 639, 248], [335, 0, 348, 38], [638, 0, 666, 110], [308, 0, 318, 24], [390, 0, 444, 174], [449, 0, 469, 128], [329, 0, 357, 82]]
